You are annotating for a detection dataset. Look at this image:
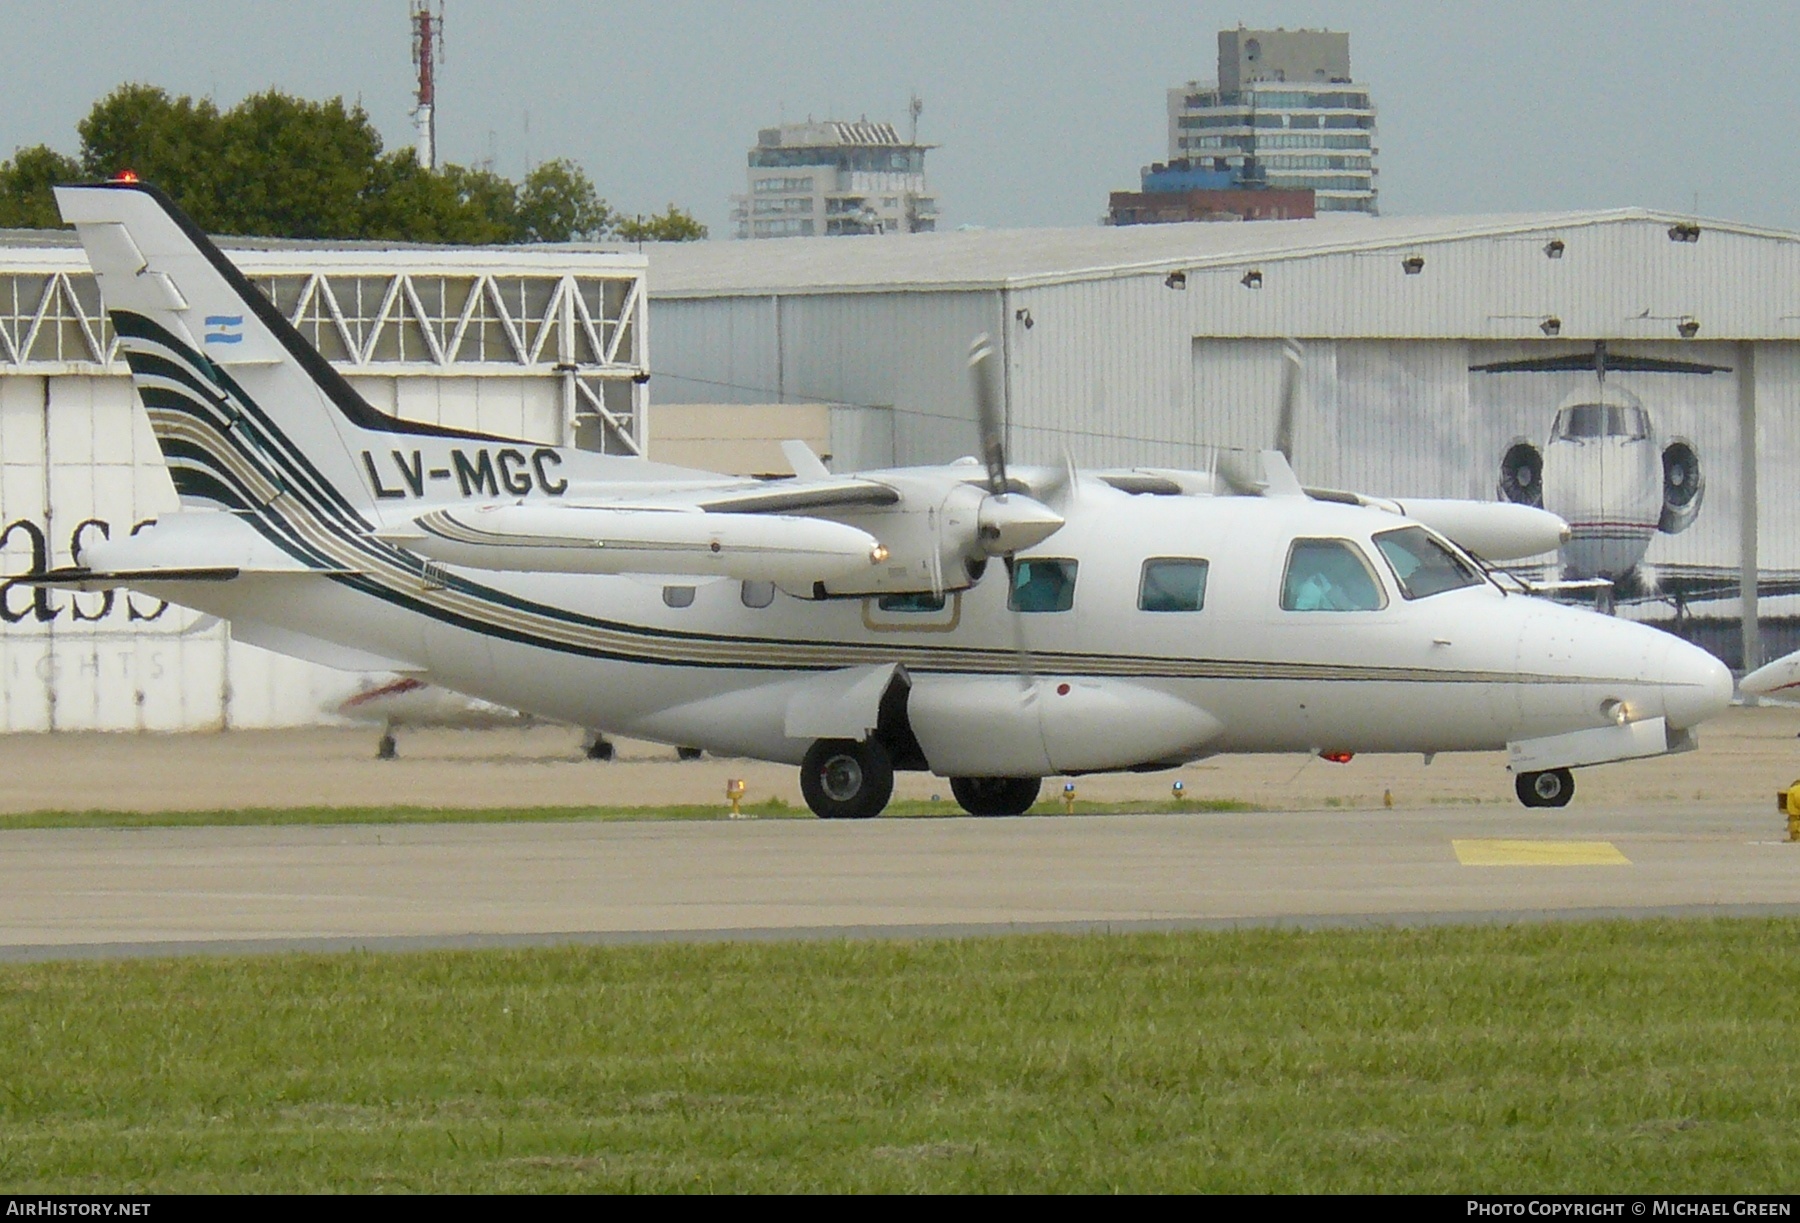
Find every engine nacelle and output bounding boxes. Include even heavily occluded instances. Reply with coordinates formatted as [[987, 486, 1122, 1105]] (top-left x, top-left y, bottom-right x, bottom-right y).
[[906, 675, 1224, 776], [794, 475, 1063, 599], [1498, 439, 1545, 508], [797, 479, 988, 598], [1387, 499, 1569, 562], [1659, 438, 1703, 535]]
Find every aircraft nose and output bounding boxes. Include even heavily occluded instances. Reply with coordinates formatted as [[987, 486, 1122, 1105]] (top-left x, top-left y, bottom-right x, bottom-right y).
[[1661, 638, 1733, 729]]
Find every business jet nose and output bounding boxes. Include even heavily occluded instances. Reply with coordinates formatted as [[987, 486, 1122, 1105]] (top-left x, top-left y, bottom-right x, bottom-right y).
[[1661, 637, 1733, 729]]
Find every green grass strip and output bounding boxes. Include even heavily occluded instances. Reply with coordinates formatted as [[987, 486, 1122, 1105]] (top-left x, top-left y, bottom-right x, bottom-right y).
[[0, 796, 1255, 831], [0, 919, 1796, 1191]]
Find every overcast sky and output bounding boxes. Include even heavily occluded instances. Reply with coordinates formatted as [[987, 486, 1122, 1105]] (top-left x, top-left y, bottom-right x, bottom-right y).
[[1, 1, 1795, 234]]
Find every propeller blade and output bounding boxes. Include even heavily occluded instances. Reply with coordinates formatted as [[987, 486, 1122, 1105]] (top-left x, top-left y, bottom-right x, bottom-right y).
[[969, 333, 1007, 496], [1003, 558, 1039, 698], [1027, 447, 1080, 512], [1214, 450, 1265, 496], [1275, 337, 1303, 463], [968, 334, 1051, 701]]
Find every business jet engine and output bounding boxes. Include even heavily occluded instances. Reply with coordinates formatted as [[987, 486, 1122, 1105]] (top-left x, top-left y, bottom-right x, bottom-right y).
[[1658, 437, 1703, 535], [1498, 439, 1545, 509]]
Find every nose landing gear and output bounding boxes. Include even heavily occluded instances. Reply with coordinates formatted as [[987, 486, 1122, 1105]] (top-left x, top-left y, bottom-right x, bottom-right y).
[[1515, 767, 1575, 808]]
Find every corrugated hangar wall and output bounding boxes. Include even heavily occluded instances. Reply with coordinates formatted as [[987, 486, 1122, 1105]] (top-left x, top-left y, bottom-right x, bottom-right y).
[[0, 237, 649, 731], [652, 291, 1001, 469], [649, 211, 1800, 669]]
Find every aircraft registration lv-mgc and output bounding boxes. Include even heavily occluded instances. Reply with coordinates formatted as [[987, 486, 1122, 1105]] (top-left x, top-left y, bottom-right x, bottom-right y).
[[26, 180, 1734, 816]]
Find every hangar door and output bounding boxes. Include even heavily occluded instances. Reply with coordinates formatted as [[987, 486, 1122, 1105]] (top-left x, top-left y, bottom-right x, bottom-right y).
[[0, 374, 361, 731]]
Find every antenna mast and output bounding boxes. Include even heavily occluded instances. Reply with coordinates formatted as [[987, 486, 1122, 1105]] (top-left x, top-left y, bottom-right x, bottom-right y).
[[411, 2, 445, 170]]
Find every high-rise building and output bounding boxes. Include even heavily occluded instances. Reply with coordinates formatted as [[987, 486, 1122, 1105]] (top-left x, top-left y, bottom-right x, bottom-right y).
[[731, 120, 937, 240], [1167, 27, 1378, 214]]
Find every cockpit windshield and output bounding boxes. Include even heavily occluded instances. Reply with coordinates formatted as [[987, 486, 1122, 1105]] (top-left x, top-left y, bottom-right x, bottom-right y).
[[1552, 402, 1649, 441], [1374, 527, 1484, 600]]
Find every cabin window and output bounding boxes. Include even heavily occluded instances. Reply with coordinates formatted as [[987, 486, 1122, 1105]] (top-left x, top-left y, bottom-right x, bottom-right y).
[[662, 585, 695, 609], [863, 590, 961, 632], [877, 591, 947, 613], [1374, 527, 1483, 600], [1280, 539, 1388, 612], [1008, 558, 1078, 613], [741, 581, 776, 608], [1138, 558, 1209, 612]]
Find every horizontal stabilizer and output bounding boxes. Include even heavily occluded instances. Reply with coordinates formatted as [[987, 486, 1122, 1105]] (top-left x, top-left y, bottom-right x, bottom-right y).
[[12, 565, 241, 591], [396, 502, 886, 584]]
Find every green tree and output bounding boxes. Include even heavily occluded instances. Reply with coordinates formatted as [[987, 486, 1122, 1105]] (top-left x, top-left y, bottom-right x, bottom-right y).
[[614, 204, 709, 243], [209, 90, 383, 238], [442, 163, 520, 239], [0, 145, 82, 228], [17, 83, 697, 246], [77, 84, 226, 227], [516, 159, 612, 242], [362, 153, 515, 245]]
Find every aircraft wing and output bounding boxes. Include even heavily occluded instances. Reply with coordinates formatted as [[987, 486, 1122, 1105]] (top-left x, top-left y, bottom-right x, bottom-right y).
[[382, 461, 1062, 596], [687, 479, 901, 514], [383, 499, 892, 585]]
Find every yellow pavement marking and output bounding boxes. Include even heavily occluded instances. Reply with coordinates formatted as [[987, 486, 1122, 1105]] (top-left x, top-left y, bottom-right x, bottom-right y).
[[1452, 839, 1631, 866]]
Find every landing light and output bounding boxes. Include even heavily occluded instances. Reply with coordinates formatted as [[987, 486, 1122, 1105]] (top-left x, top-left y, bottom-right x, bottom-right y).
[[869, 544, 889, 564], [1601, 698, 1631, 726]]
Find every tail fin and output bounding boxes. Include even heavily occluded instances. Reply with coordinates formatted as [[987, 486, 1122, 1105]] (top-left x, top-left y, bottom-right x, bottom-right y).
[[55, 181, 503, 527]]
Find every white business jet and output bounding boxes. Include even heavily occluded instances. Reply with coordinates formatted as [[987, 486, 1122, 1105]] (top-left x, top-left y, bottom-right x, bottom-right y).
[[31, 181, 1732, 816], [1483, 343, 1719, 592]]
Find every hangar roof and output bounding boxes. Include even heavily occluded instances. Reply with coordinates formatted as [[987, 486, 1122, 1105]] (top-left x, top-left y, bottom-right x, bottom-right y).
[[647, 209, 1799, 297], [0, 228, 643, 273]]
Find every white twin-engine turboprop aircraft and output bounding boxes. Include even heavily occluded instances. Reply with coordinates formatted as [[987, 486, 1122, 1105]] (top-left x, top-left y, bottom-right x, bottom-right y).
[[34, 181, 1733, 817]]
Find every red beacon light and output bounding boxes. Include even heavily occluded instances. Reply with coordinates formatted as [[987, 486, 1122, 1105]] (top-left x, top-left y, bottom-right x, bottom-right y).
[[110, 169, 139, 184], [1320, 750, 1355, 765]]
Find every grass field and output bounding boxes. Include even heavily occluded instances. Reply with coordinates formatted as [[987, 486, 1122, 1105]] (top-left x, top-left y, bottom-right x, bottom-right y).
[[2, 919, 1798, 1192], [0, 796, 1256, 831]]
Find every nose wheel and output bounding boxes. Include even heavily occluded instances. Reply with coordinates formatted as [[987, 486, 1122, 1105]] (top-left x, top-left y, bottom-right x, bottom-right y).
[[1515, 768, 1575, 808], [800, 738, 894, 819]]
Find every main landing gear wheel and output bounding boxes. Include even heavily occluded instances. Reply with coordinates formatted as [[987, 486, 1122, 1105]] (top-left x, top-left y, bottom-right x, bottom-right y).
[[1516, 768, 1575, 808], [949, 776, 1042, 817], [800, 738, 895, 820]]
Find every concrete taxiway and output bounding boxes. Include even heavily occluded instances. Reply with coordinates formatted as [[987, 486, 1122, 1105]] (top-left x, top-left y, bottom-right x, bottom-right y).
[[2, 706, 1797, 959], [1, 803, 1797, 959]]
